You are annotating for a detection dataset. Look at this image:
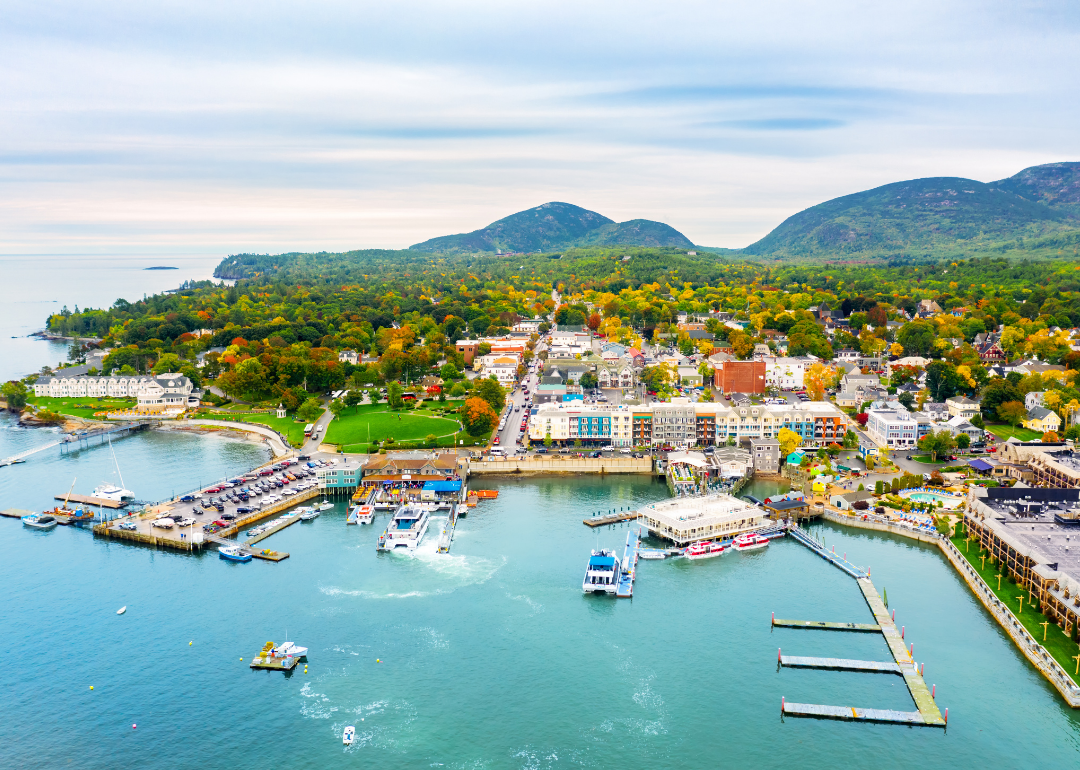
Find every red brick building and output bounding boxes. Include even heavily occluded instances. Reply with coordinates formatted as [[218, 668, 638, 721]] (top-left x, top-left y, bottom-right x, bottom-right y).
[[713, 360, 766, 394]]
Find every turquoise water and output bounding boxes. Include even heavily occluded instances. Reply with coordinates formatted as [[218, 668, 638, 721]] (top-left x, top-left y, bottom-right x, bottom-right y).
[[4, 453, 1080, 766]]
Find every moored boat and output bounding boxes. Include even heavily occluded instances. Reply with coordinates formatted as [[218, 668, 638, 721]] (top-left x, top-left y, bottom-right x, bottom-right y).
[[300, 509, 320, 521], [272, 640, 308, 658], [582, 548, 621, 594], [356, 504, 374, 524], [316, 500, 334, 511], [219, 546, 252, 562], [684, 541, 725, 560], [22, 514, 58, 530], [732, 533, 770, 552]]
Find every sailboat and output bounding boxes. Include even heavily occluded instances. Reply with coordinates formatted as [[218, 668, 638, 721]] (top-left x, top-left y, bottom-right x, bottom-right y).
[[93, 435, 134, 503]]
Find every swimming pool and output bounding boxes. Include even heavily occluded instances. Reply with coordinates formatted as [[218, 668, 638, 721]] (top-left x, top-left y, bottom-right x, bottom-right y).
[[902, 489, 963, 509]]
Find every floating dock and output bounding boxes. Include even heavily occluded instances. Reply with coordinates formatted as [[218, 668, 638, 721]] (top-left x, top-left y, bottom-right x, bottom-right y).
[[437, 504, 460, 554], [779, 655, 902, 675], [780, 524, 947, 728], [615, 528, 640, 598], [0, 508, 36, 519], [249, 644, 303, 671], [772, 618, 881, 633], [54, 493, 125, 509], [584, 510, 639, 527], [782, 702, 930, 726], [243, 512, 306, 545]]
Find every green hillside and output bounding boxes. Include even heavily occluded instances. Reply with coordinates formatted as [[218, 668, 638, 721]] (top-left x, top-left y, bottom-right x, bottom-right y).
[[743, 162, 1080, 260], [409, 202, 694, 253]]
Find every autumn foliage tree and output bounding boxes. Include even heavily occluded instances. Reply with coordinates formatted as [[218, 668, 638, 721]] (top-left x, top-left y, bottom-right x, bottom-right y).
[[459, 397, 497, 436]]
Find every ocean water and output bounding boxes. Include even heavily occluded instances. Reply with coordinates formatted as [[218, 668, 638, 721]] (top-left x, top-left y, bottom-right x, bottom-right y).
[[1, 260, 1080, 767]]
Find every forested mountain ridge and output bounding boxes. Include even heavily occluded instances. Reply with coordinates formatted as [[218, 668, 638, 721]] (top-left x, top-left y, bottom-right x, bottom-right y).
[[743, 162, 1080, 260], [409, 202, 693, 253]]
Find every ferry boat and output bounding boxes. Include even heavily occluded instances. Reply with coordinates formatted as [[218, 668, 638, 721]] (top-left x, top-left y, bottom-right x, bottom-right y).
[[355, 504, 374, 524], [219, 546, 253, 563], [376, 504, 431, 551], [684, 541, 726, 560], [732, 533, 770, 552], [582, 549, 621, 594], [22, 513, 58, 530]]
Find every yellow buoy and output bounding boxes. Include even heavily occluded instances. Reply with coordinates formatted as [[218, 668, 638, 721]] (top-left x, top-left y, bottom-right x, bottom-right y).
[[240, 658, 243, 661], [89, 686, 94, 690], [189, 641, 192, 646]]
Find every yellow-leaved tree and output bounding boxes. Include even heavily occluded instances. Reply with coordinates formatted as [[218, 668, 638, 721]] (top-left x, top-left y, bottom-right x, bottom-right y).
[[777, 427, 802, 459]]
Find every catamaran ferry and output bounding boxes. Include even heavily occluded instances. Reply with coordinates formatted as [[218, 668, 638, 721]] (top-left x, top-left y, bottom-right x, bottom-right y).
[[376, 504, 431, 551], [582, 549, 621, 594], [732, 532, 770, 552]]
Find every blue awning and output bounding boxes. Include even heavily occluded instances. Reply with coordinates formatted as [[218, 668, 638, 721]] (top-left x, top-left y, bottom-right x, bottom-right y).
[[967, 459, 993, 471], [422, 480, 462, 492], [588, 556, 616, 568]]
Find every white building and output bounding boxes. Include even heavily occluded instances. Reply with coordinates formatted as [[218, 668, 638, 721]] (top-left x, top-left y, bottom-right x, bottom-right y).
[[477, 355, 520, 385], [639, 493, 765, 546], [136, 374, 194, 413], [759, 356, 808, 390], [35, 374, 155, 399], [865, 407, 919, 449], [338, 349, 359, 365]]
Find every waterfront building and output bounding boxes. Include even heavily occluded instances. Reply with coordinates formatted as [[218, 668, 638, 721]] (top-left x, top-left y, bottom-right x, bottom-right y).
[[360, 452, 464, 484], [749, 437, 780, 473], [965, 487, 1080, 639], [639, 493, 764, 546], [527, 398, 850, 449], [33, 372, 193, 415], [316, 461, 364, 493]]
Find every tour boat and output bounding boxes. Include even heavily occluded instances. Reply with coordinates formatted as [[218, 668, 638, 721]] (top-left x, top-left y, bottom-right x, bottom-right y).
[[582, 548, 621, 594], [684, 541, 726, 560], [376, 504, 431, 551], [271, 640, 308, 658], [732, 533, 770, 552], [218, 546, 252, 563], [355, 505, 375, 524], [343, 725, 355, 745], [22, 513, 58, 530]]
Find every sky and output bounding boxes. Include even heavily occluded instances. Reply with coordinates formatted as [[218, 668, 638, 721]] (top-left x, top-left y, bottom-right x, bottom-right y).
[[1, 0, 1078, 256]]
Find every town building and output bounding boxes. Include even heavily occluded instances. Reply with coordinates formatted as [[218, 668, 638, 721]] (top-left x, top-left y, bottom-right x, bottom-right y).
[[338, 349, 359, 365], [749, 437, 780, 473], [639, 493, 765, 546], [316, 461, 364, 493], [865, 406, 920, 449], [946, 396, 981, 419], [33, 373, 194, 415], [1024, 407, 1062, 434], [759, 356, 809, 390], [712, 358, 766, 394]]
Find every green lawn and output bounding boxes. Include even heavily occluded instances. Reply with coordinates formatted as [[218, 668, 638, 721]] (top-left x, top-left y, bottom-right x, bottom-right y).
[[326, 404, 462, 451], [207, 413, 310, 446], [985, 424, 1043, 442], [26, 395, 136, 418], [951, 533, 1080, 686]]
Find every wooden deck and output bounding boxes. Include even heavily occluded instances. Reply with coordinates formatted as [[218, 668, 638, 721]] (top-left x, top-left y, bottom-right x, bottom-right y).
[[583, 511, 640, 528], [783, 701, 929, 726], [0, 508, 35, 519], [772, 618, 881, 633], [780, 655, 902, 674], [249, 654, 302, 671], [54, 493, 125, 508]]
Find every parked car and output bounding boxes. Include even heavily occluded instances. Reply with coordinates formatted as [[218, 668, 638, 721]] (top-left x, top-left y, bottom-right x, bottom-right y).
[[180, 495, 196, 502]]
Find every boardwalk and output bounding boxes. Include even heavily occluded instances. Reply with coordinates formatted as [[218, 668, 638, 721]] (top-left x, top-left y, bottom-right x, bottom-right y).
[[772, 618, 881, 632], [615, 528, 640, 598], [779, 655, 901, 674]]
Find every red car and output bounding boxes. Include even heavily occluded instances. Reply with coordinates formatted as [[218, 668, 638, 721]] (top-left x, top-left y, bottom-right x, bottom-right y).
[[494, 437, 501, 445], [213, 520, 228, 527]]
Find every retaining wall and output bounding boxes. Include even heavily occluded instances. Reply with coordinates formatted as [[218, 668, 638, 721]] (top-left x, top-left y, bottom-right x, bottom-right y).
[[470, 456, 652, 474]]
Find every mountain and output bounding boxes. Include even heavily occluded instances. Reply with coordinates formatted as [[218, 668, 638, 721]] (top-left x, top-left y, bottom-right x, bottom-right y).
[[409, 202, 693, 253], [744, 162, 1080, 259]]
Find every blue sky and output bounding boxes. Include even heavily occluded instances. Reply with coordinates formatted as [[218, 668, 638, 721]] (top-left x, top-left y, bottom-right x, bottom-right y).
[[1, 0, 1078, 255]]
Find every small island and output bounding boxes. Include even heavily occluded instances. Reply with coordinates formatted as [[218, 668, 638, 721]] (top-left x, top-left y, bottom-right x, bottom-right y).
[[144, 266, 178, 270]]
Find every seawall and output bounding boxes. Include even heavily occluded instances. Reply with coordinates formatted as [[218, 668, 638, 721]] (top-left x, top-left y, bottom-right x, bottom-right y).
[[470, 456, 652, 474]]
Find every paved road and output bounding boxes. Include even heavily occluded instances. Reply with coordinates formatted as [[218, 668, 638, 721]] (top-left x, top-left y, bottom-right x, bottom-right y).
[[301, 399, 335, 454]]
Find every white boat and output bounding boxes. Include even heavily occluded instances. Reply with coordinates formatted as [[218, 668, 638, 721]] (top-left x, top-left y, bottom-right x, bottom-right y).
[[300, 509, 320, 521], [22, 514, 58, 530], [356, 505, 374, 524], [272, 640, 308, 658], [638, 550, 667, 560], [732, 533, 770, 552], [376, 504, 431, 551], [117, 606, 126, 615], [219, 546, 252, 563], [684, 541, 726, 560], [93, 482, 135, 503], [582, 549, 621, 594], [316, 500, 334, 511], [343, 725, 355, 745]]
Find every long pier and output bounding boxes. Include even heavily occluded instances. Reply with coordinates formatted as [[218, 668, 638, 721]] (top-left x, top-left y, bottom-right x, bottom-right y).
[[780, 523, 947, 728], [615, 527, 640, 598], [584, 510, 639, 528], [772, 618, 881, 632], [1, 420, 150, 467]]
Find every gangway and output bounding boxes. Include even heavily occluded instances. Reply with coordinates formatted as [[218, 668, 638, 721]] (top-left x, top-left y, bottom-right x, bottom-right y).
[[0, 440, 63, 467]]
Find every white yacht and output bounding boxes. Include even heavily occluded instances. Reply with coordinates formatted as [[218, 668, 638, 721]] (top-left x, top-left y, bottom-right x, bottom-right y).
[[271, 640, 308, 658], [582, 549, 621, 595], [93, 482, 135, 503], [376, 504, 431, 551]]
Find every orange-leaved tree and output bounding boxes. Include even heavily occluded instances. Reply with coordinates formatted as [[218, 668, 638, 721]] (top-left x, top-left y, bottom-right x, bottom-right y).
[[459, 397, 497, 436]]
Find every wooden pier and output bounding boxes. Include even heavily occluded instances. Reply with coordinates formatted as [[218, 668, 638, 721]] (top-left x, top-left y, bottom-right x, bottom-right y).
[[1, 508, 35, 519], [779, 523, 947, 728], [54, 493, 124, 509], [772, 618, 881, 632], [583, 511, 640, 528], [783, 702, 929, 726], [615, 527, 641, 598], [780, 655, 902, 674]]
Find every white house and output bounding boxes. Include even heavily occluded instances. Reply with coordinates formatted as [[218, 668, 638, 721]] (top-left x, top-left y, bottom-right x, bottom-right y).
[[1025, 391, 1046, 410], [338, 349, 359, 365], [478, 356, 520, 385], [759, 356, 808, 390], [946, 396, 981, 419]]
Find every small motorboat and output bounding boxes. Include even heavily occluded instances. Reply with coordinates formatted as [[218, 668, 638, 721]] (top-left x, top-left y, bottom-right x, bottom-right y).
[[343, 725, 355, 745], [117, 606, 127, 615], [300, 509, 320, 521], [219, 546, 252, 563], [22, 514, 58, 530], [316, 500, 334, 512], [638, 550, 667, 560], [733, 533, 770, 552], [684, 541, 725, 560]]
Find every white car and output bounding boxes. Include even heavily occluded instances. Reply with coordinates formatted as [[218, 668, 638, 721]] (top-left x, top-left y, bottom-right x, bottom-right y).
[[151, 518, 175, 529]]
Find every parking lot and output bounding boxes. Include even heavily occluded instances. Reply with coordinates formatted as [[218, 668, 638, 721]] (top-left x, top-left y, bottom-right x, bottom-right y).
[[109, 457, 340, 542]]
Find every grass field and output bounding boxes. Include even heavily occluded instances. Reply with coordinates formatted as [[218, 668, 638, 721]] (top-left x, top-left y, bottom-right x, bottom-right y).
[[208, 413, 310, 446], [985, 424, 1043, 442], [951, 533, 1080, 686], [326, 404, 462, 451], [26, 396, 136, 418]]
